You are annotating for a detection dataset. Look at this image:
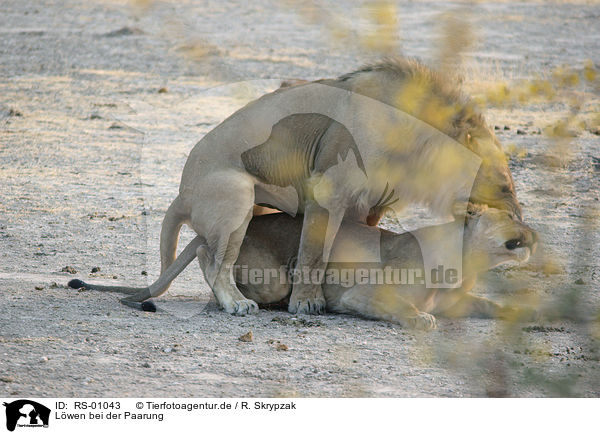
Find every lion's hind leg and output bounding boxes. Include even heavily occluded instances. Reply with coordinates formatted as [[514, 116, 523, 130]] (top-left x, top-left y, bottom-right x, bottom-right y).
[[337, 285, 437, 330], [191, 172, 258, 315]]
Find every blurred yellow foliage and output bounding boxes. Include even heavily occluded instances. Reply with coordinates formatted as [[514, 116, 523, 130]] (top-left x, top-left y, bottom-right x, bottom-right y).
[[485, 82, 511, 106], [552, 65, 580, 87], [361, 1, 399, 54], [504, 143, 527, 160], [394, 77, 430, 114], [583, 60, 597, 82], [435, 11, 476, 76]]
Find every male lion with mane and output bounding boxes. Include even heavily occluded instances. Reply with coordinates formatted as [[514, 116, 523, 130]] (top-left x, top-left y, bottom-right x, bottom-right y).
[[70, 58, 528, 317]]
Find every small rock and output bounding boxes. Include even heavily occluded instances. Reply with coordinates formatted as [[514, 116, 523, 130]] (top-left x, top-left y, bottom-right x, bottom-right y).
[[163, 347, 173, 353], [8, 108, 23, 117], [504, 126, 510, 130], [141, 362, 151, 368], [50, 282, 59, 289], [494, 125, 500, 130], [91, 267, 101, 273], [141, 270, 148, 276], [108, 123, 123, 129], [266, 339, 288, 350], [0, 377, 14, 383], [238, 331, 253, 342], [40, 356, 48, 363], [34, 286, 44, 291], [103, 27, 144, 37], [574, 278, 585, 285], [88, 113, 102, 120], [158, 87, 168, 93], [517, 129, 526, 135], [61, 265, 77, 274], [271, 316, 322, 327]]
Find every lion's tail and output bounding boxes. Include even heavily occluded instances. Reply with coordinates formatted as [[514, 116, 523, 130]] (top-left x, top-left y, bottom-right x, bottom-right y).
[[160, 196, 187, 275], [68, 196, 198, 311], [68, 235, 202, 311]]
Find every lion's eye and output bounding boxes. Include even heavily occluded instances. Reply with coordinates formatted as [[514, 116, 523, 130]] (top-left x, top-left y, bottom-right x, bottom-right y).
[[505, 239, 522, 250]]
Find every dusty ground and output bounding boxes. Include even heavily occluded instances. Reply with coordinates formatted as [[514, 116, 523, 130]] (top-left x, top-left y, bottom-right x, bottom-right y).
[[1, 0, 599, 397]]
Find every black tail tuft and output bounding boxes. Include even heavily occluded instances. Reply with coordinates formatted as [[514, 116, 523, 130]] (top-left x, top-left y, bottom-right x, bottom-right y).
[[141, 301, 157, 312], [68, 279, 85, 289]]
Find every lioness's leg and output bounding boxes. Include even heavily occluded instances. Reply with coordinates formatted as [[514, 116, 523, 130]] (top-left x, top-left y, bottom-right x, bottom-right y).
[[190, 172, 258, 315], [438, 294, 539, 321], [436, 293, 502, 318], [337, 285, 437, 330], [288, 199, 329, 315], [234, 232, 293, 305]]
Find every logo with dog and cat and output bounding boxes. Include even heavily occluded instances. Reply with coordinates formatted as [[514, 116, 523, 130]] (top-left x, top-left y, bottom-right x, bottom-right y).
[[3, 400, 50, 432]]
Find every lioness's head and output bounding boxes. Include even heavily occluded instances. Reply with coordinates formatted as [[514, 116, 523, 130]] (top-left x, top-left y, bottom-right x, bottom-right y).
[[462, 204, 537, 274]]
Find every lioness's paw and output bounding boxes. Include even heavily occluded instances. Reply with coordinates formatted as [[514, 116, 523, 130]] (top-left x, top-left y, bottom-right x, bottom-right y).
[[406, 312, 437, 331], [288, 297, 326, 315], [223, 299, 259, 316]]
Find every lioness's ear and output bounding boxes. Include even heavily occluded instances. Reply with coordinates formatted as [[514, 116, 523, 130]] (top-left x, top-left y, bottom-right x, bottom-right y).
[[452, 202, 487, 222], [466, 202, 487, 217]]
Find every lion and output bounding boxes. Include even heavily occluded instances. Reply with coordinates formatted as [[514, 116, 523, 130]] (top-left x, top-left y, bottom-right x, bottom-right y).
[[69, 204, 538, 329], [71, 57, 525, 316]]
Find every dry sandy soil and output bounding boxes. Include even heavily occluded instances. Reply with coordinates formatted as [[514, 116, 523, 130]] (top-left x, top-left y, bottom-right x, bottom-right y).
[[1, 0, 599, 397]]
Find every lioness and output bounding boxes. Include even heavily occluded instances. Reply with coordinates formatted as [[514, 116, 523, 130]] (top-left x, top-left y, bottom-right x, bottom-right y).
[[234, 205, 537, 329], [74, 58, 526, 316], [69, 204, 537, 329]]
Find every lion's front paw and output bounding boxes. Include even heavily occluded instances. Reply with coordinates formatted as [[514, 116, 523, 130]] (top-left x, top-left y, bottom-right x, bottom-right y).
[[288, 284, 326, 315], [223, 299, 259, 316], [288, 297, 326, 315], [406, 312, 437, 331]]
